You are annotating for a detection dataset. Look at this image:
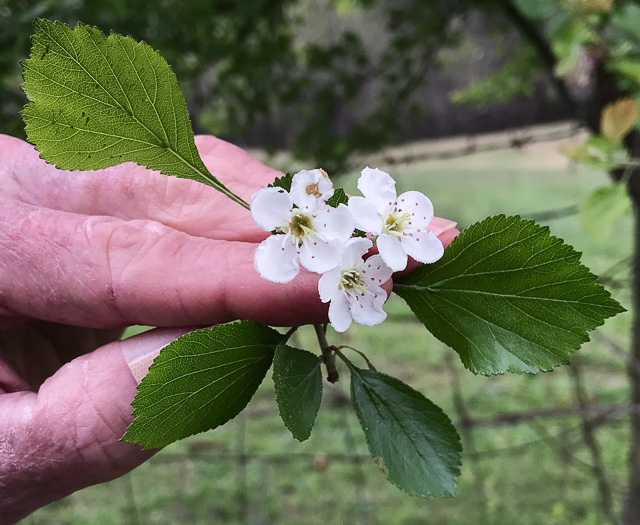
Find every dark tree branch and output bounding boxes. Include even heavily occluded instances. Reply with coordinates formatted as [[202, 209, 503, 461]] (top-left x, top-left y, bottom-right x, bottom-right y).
[[497, 0, 577, 114], [464, 402, 640, 428], [445, 355, 490, 523], [570, 359, 619, 525], [624, 196, 640, 525], [594, 331, 640, 380], [528, 420, 595, 477]]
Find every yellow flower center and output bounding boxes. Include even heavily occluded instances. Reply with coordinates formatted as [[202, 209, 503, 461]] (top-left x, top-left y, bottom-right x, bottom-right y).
[[340, 268, 367, 295], [289, 212, 314, 238], [382, 209, 411, 236]]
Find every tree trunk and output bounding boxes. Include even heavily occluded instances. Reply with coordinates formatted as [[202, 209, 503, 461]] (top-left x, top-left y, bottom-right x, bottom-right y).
[[623, 135, 640, 525], [624, 202, 640, 525]]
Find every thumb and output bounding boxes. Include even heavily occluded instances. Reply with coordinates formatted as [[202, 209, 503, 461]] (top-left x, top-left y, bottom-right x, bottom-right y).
[[0, 328, 187, 523]]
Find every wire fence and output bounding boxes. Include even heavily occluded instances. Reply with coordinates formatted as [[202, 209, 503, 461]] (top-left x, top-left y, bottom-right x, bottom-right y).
[[31, 121, 634, 525], [369, 122, 584, 168]]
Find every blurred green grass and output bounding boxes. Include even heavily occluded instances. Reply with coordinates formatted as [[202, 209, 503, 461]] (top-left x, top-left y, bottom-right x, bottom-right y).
[[24, 144, 633, 525]]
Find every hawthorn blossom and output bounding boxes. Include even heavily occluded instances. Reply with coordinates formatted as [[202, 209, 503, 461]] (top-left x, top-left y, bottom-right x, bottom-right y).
[[289, 168, 334, 208], [318, 238, 393, 332], [252, 169, 354, 283], [347, 167, 444, 272]]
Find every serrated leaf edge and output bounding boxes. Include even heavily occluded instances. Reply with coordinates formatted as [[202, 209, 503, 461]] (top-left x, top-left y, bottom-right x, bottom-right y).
[[350, 367, 462, 498], [21, 18, 247, 208], [122, 321, 279, 449], [272, 345, 323, 442], [395, 214, 626, 375]]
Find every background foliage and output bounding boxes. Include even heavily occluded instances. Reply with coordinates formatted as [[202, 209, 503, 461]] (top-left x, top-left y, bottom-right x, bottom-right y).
[[5, 0, 640, 523], [1, 0, 571, 172]]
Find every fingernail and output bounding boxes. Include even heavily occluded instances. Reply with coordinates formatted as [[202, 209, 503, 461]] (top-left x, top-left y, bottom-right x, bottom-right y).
[[122, 328, 192, 383]]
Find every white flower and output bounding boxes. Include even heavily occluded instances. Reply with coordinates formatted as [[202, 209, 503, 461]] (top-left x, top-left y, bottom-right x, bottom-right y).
[[252, 169, 354, 283], [348, 167, 444, 272], [318, 238, 393, 333], [289, 168, 334, 209]]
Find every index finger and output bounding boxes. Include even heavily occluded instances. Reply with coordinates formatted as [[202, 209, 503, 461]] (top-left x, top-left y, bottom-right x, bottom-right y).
[[1, 134, 279, 242], [0, 197, 328, 329]]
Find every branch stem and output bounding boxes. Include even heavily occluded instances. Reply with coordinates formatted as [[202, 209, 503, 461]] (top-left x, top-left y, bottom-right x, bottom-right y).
[[569, 358, 618, 525], [314, 324, 339, 383], [280, 326, 298, 345]]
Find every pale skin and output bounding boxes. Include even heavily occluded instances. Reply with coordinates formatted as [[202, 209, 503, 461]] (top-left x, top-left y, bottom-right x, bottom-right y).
[[0, 134, 458, 523]]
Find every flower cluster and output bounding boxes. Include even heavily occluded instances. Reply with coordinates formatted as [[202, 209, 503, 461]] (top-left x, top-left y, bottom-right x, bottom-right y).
[[251, 167, 443, 332]]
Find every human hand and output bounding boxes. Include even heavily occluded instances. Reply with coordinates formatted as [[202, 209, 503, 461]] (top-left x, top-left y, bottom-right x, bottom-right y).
[[0, 134, 458, 522]]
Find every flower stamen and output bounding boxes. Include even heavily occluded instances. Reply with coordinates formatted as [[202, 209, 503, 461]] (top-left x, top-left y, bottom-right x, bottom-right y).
[[382, 209, 411, 236], [339, 267, 367, 295]]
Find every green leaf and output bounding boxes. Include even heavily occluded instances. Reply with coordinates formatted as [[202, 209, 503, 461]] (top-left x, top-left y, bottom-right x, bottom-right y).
[[123, 321, 280, 449], [394, 215, 625, 375], [268, 172, 293, 192], [350, 367, 461, 497], [273, 345, 323, 441], [611, 4, 640, 43], [514, 0, 560, 20], [552, 20, 596, 78], [580, 184, 631, 243], [562, 136, 630, 171], [610, 59, 640, 88], [450, 46, 540, 106], [584, 136, 629, 168], [22, 19, 246, 208], [326, 187, 349, 207]]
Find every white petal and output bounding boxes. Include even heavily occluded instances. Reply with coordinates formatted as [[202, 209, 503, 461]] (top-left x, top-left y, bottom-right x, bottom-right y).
[[313, 204, 354, 242], [290, 169, 334, 210], [368, 284, 389, 309], [396, 191, 434, 230], [350, 292, 387, 327], [357, 167, 397, 213], [251, 187, 292, 232], [298, 238, 343, 274], [341, 237, 373, 268], [377, 234, 408, 271], [348, 196, 382, 234], [318, 268, 341, 303], [329, 293, 353, 333], [318, 176, 333, 196], [254, 235, 299, 283], [401, 231, 444, 264], [362, 254, 393, 284]]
